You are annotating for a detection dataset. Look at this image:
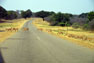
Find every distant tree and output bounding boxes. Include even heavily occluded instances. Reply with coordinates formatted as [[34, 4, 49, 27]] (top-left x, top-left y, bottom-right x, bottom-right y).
[[88, 11, 94, 21], [51, 12, 64, 22], [79, 13, 88, 18], [49, 11, 55, 15], [0, 6, 7, 19], [35, 10, 52, 21], [25, 9, 32, 17], [63, 13, 72, 22], [21, 11, 26, 18], [6, 11, 17, 19], [50, 12, 71, 26], [21, 9, 32, 18]]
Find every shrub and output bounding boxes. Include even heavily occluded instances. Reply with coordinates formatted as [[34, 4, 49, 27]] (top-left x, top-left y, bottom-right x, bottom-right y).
[[82, 24, 89, 30], [72, 23, 80, 29], [70, 17, 88, 25], [88, 19, 94, 31]]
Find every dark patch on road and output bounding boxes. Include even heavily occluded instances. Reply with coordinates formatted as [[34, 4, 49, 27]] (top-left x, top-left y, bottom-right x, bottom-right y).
[[0, 51, 5, 63], [7, 38, 26, 40], [0, 47, 8, 50]]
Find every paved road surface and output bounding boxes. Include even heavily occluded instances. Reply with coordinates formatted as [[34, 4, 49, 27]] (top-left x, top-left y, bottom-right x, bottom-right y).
[[0, 19, 94, 63]]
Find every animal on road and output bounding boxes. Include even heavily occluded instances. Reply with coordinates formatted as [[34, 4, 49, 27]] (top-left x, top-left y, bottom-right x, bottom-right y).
[[6, 28, 18, 32], [38, 28, 43, 31], [23, 28, 29, 31]]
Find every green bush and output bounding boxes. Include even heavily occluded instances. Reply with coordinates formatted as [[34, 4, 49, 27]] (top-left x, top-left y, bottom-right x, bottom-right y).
[[88, 19, 94, 31], [82, 24, 89, 30], [72, 23, 80, 29], [81, 19, 94, 31]]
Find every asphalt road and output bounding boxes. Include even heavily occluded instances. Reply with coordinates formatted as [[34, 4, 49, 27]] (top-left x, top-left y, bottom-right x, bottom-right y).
[[0, 19, 94, 63]]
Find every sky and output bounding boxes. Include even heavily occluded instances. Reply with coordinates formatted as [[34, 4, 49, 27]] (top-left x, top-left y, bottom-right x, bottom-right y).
[[0, 0, 94, 14]]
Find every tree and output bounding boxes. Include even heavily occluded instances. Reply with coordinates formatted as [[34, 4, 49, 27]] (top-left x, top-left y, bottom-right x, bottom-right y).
[[88, 11, 94, 21], [35, 10, 51, 20], [49, 11, 55, 15], [50, 12, 71, 26], [21, 9, 32, 18], [25, 9, 32, 18], [0, 6, 7, 19], [51, 12, 64, 22], [63, 13, 71, 22], [6, 11, 17, 19], [21, 11, 26, 18], [79, 13, 88, 18]]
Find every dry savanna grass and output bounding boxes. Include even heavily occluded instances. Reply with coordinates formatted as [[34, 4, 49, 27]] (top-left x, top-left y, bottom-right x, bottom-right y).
[[0, 18, 30, 43], [32, 18, 94, 49]]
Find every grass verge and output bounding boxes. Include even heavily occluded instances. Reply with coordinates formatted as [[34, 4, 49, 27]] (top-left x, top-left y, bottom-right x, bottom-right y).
[[32, 18, 94, 49]]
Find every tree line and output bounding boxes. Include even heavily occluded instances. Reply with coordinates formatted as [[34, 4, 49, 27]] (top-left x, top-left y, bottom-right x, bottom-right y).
[[0, 6, 32, 19], [0, 6, 94, 31]]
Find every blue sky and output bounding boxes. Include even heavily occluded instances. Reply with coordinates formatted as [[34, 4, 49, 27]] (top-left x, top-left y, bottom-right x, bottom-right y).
[[0, 0, 94, 14]]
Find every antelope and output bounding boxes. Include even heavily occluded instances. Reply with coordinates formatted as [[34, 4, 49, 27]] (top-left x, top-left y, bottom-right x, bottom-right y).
[[46, 29, 52, 32], [13, 28, 18, 32], [48, 29, 52, 32], [57, 32, 63, 35], [38, 28, 43, 31], [6, 28, 12, 32], [23, 28, 29, 31], [68, 34, 75, 38]]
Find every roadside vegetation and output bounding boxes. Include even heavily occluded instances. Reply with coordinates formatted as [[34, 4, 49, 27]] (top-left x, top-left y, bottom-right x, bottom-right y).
[[32, 10, 94, 49], [34, 11, 94, 32], [33, 18, 94, 49]]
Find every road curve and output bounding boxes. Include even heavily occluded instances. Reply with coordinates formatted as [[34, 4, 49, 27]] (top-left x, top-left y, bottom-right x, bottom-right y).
[[0, 19, 94, 63]]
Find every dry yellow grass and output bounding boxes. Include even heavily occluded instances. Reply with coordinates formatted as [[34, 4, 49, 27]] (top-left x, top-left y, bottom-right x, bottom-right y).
[[0, 18, 30, 43], [32, 18, 94, 49]]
